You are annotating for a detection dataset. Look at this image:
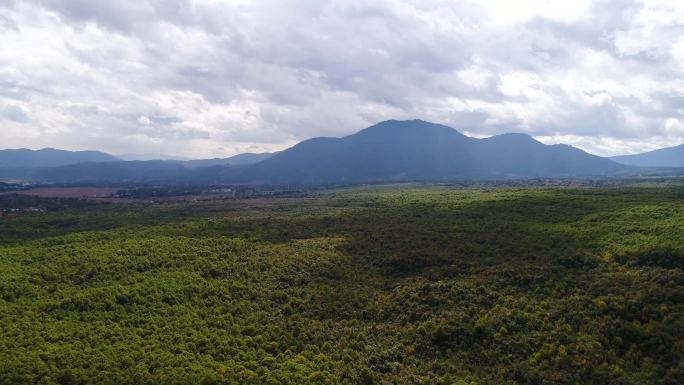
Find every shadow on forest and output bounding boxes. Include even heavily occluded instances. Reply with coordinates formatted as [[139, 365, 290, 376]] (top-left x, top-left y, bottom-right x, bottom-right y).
[[2, 188, 682, 277], [165, 188, 684, 276]]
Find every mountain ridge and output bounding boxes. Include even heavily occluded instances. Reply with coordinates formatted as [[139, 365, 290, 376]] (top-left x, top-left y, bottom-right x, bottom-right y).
[[611, 144, 684, 167], [0, 148, 120, 168], [239, 119, 624, 183], [0, 120, 636, 184]]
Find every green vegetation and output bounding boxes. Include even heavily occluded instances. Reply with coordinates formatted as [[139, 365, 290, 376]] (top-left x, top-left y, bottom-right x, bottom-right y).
[[0, 186, 683, 384]]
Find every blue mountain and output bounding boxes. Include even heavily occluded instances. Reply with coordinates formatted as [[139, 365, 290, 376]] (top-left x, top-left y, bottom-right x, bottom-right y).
[[0, 148, 119, 168], [611, 144, 684, 167], [240, 120, 625, 183]]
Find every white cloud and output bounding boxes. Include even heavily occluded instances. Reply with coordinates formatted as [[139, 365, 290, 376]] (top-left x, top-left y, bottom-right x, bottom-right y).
[[664, 117, 684, 135], [476, 0, 592, 25], [0, 0, 682, 158]]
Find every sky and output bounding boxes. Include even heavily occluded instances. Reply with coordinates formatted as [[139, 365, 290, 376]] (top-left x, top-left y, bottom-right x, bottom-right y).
[[0, 0, 683, 159]]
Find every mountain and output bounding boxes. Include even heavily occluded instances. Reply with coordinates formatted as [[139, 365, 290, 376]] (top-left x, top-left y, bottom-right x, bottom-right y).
[[471, 133, 624, 177], [240, 120, 625, 183], [183, 152, 274, 168], [0, 120, 628, 184], [242, 120, 472, 183], [0, 150, 273, 183], [226, 152, 274, 165], [0, 160, 245, 184], [117, 152, 273, 165], [0, 148, 119, 168], [117, 153, 190, 161], [611, 144, 684, 167]]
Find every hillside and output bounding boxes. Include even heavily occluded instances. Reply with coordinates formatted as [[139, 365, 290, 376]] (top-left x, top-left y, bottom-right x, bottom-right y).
[[612, 144, 684, 167]]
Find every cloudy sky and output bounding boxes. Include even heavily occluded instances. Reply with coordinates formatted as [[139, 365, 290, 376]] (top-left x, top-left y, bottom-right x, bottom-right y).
[[1, 0, 683, 159]]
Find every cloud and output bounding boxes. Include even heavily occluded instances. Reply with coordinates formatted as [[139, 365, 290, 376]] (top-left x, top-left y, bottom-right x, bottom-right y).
[[0, 0, 682, 158], [0, 104, 29, 123]]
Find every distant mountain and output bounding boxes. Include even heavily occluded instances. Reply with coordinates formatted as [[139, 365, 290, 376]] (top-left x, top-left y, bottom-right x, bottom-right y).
[[117, 153, 190, 161], [471, 133, 623, 177], [183, 152, 274, 168], [0, 121, 629, 184], [0, 148, 119, 168], [611, 144, 684, 167], [0, 160, 245, 184], [240, 120, 625, 183], [0, 150, 274, 183], [117, 152, 273, 165], [226, 152, 274, 165]]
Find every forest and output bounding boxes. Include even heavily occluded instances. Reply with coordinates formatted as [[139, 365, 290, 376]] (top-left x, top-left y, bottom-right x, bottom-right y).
[[0, 185, 682, 384]]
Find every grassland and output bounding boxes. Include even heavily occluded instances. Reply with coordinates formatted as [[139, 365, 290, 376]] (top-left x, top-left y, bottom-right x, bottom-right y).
[[0, 186, 682, 384]]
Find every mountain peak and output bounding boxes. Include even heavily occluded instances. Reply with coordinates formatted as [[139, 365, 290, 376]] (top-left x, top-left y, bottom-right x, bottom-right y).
[[493, 132, 533, 138], [483, 132, 541, 145], [353, 119, 465, 139]]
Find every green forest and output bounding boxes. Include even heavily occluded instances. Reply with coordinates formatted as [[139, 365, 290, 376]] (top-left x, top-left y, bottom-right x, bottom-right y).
[[0, 186, 682, 384]]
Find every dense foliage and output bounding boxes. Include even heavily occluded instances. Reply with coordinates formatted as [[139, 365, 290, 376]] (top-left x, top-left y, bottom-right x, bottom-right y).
[[0, 186, 682, 384]]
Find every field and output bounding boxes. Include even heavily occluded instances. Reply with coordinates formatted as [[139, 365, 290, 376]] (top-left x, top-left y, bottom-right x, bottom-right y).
[[0, 186, 682, 385]]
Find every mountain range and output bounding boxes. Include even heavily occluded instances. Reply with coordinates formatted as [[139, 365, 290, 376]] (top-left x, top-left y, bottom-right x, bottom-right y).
[[0, 148, 119, 168], [0, 148, 275, 170], [1, 120, 682, 184]]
